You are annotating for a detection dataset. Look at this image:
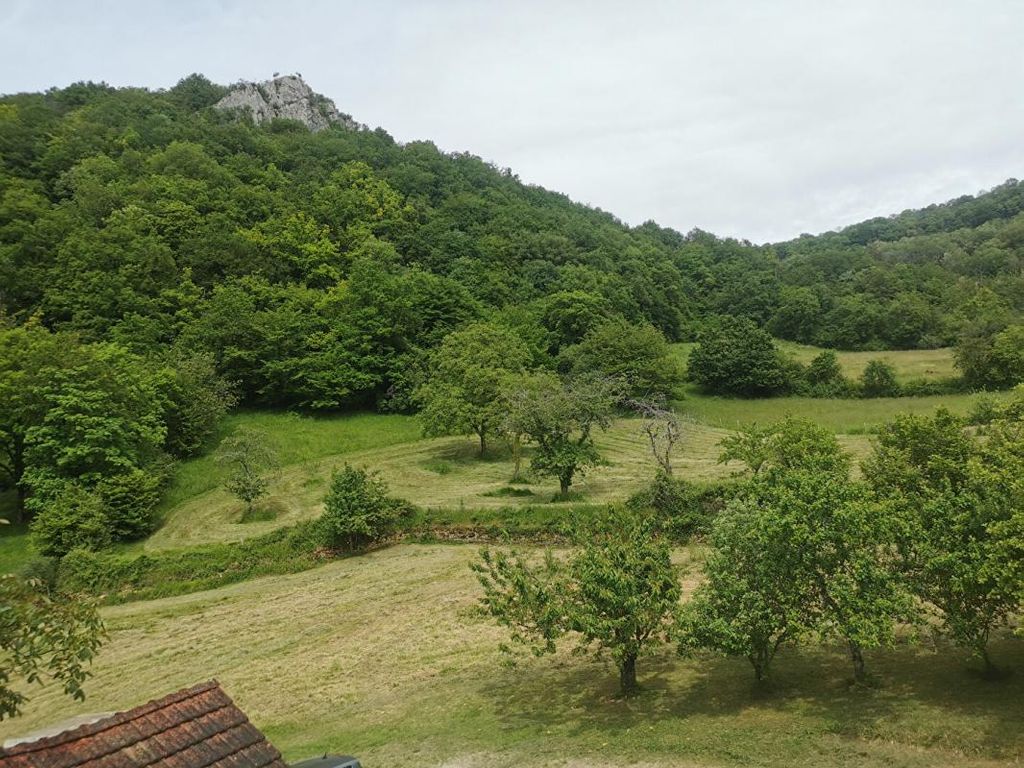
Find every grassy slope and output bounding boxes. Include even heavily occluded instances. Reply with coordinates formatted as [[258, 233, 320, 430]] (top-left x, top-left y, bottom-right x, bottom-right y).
[[677, 391, 1006, 433], [2, 544, 1020, 768], [670, 342, 958, 383], [146, 416, 747, 550]]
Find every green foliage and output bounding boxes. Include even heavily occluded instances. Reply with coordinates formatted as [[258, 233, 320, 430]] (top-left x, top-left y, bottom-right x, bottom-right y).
[[860, 359, 901, 398], [0, 573, 104, 719], [161, 351, 236, 457], [29, 485, 110, 558], [955, 324, 1024, 390], [502, 373, 618, 496], [215, 427, 279, 514], [626, 473, 727, 540], [559, 317, 681, 398], [678, 492, 814, 682], [57, 521, 324, 602], [862, 410, 1024, 672], [473, 506, 680, 695], [687, 317, 790, 396], [801, 350, 854, 397], [318, 464, 411, 550], [717, 416, 850, 478], [416, 322, 531, 455]]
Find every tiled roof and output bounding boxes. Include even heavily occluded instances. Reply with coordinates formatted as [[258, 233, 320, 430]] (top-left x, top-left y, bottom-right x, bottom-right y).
[[0, 680, 287, 768]]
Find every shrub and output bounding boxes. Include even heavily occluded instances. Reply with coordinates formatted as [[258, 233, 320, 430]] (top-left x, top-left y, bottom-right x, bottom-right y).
[[95, 468, 164, 541], [687, 317, 790, 397], [29, 485, 110, 558], [860, 359, 900, 397], [626, 473, 725, 540], [318, 465, 411, 550], [802, 350, 854, 397]]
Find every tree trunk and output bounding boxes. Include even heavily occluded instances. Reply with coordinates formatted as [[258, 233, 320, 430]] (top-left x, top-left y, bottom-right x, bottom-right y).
[[510, 435, 522, 481], [619, 654, 638, 696], [979, 644, 997, 677], [478, 430, 487, 457], [13, 484, 26, 524], [848, 639, 867, 683]]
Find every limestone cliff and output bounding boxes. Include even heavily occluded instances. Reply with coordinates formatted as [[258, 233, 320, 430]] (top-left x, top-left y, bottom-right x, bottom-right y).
[[214, 75, 362, 132]]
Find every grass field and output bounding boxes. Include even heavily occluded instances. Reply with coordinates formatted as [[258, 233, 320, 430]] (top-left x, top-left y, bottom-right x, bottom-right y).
[[676, 391, 1008, 433], [671, 342, 958, 383], [3, 543, 1021, 768], [146, 416, 755, 550]]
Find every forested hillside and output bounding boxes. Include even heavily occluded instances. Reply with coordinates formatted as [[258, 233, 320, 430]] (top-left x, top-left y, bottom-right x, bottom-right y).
[[3, 73, 1024, 532], [3, 75, 1023, 410]]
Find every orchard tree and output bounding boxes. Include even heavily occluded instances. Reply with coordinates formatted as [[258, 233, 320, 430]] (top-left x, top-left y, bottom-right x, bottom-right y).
[[687, 317, 790, 396], [718, 416, 850, 478], [0, 573, 104, 719], [761, 470, 911, 682], [678, 493, 814, 683], [473, 507, 680, 696], [505, 372, 618, 497], [416, 322, 532, 456], [216, 428, 279, 518], [863, 411, 1023, 674], [629, 397, 684, 476]]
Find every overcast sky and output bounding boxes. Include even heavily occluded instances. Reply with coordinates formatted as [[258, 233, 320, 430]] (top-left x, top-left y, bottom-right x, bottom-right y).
[[2, 1, 1023, 242]]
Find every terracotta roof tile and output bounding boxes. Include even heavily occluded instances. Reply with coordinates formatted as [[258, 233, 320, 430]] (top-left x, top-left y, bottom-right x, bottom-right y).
[[0, 681, 287, 768]]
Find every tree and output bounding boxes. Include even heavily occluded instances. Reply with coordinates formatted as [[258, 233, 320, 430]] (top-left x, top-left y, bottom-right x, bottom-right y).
[[473, 507, 680, 696], [862, 411, 1023, 674], [505, 373, 618, 497], [416, 322, 532, 456], [718, 416, 850, 478], [161, 351, 236, 457], [687, 317, 790, 396], [0, 323, 70, 520], [678, 493, 814, 683], [761, 470, 911, 682], [559, 317, 682, 398], [14, 335, 167, 532], [216, 428, 278, 517], [803, 350, 851, 397], [318, 464, 410, 550], [0, 573, 104, 719], [629, 397, 684, 475], [860, 359, 900, 397]]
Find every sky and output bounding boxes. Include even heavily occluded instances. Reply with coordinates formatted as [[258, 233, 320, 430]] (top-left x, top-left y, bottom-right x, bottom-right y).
[[2, 0, 1023, 243]]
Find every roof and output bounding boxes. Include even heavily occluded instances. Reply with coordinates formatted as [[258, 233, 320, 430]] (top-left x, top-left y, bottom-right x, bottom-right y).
[[0, 680, 287, 768]]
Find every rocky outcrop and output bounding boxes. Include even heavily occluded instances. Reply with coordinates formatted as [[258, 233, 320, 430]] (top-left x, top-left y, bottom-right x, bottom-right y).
[[214, 75, 362, 132]]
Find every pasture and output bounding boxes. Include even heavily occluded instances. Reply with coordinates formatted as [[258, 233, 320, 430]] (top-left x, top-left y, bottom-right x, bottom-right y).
[[670, 341, 958, 382], [2, 543, 1021, 768]]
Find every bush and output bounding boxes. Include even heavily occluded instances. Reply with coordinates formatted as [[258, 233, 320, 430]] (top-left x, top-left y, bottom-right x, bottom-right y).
[[318, 465, 411, 550], [627, 474, 734, 540], [29, 485, 111, 558], [801, 351, 855, 397], [95, 468, 165, 541], [687, 317, 790, 397], [860, 359, 900, 397]]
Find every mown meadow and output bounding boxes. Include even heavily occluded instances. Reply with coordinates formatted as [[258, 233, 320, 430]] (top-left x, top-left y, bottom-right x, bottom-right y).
[[1, 544, 1021, 768]]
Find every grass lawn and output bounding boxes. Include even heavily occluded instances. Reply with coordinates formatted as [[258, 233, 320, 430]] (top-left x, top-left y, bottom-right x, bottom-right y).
[[3, 544, 1021, 768], [677, 389, 1010, 433], [146, 417, 742, 550], [671, 342, 958, 383]]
